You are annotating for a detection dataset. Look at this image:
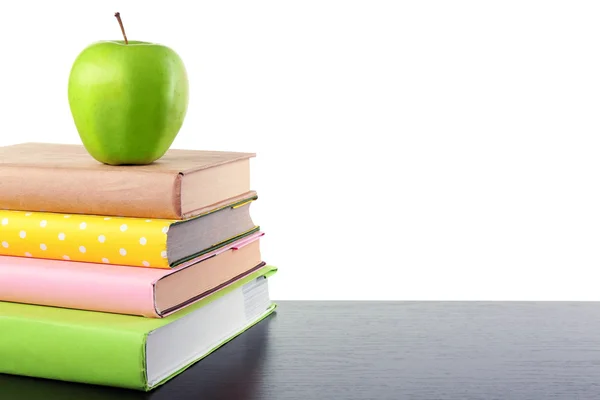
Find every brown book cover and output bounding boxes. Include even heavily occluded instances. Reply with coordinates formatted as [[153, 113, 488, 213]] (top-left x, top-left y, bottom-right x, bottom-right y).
[[0, 142, 255, 219]]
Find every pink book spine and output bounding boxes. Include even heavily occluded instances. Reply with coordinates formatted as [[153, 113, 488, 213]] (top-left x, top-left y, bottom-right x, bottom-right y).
[[0, 255, 164, 317]]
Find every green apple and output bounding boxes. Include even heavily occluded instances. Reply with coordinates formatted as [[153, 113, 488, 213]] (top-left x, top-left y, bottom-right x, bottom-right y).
[[68, 39, 189, 165]]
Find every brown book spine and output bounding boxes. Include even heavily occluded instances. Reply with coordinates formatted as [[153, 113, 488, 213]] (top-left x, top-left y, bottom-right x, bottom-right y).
[[0, 166, 182, 219]]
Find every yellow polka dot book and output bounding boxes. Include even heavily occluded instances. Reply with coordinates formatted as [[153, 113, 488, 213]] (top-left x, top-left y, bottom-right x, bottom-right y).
[[0, 142, 277, 391]]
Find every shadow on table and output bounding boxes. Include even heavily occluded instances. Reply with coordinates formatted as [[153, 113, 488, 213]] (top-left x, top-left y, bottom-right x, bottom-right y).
[[0, 312, 276, 400]]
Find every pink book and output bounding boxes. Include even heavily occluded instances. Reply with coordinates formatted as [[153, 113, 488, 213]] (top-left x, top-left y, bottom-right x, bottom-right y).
[[0, 232, 264, 318]]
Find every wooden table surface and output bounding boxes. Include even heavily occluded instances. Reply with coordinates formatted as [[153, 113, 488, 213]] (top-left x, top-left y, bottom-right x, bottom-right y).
[[3, 301, 600, 399]]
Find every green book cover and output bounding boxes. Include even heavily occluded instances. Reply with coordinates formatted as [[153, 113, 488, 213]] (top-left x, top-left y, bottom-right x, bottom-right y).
[[0, 265, 278, 391]]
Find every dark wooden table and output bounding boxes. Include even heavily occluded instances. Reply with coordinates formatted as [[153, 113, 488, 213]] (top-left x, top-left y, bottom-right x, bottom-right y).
[[3, 301, 600, 399]]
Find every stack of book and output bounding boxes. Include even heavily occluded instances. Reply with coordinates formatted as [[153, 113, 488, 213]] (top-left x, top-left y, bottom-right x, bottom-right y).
[[0, 142, 277, 391]]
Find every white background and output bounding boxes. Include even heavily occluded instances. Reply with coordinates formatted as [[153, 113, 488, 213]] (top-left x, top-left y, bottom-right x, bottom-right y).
[[1, 1, 599, 300]]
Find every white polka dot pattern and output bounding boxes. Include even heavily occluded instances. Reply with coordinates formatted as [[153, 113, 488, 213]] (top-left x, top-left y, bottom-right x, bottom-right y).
[[0, 210, 174, 268]]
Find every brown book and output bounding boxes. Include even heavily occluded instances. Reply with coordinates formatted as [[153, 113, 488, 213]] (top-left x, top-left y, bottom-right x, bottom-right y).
[[0, 142, 255, 219]]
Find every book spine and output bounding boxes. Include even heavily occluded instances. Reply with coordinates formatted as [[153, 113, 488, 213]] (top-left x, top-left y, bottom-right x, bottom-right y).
[[0, 256, 160, 317], [0, 313, 148, 390], [0, 165, 182, 219], [0, 209, 172, 268]]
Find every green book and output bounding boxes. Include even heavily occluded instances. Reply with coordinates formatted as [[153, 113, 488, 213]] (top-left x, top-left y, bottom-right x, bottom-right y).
[[0, 265, 277, 391]]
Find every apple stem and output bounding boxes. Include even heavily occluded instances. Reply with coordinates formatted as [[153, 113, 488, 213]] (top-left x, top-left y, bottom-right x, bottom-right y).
[[114, 12, 129, 44]]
